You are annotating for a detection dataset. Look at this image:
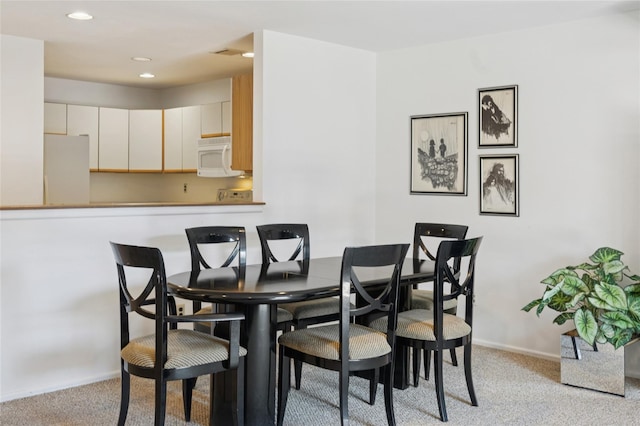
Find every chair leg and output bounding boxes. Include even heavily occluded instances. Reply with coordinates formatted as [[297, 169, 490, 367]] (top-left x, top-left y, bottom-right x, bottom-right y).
[[464, 343, 478, 407], [369, 368, 379, 405], [277, 351, 291, 426], [383, 364, 397, 426], [339, 368, 349, 426], [118, 367, 130, 426], [155, 377, 167, 426], [424, 349, 431, 381], [232, 359, 245, 426], [293, 324, 307, 390], [450, 348, 458, 366], [433, 350, 448, 422], [182, 377, 197, 421], [412, 348, 421, 387]]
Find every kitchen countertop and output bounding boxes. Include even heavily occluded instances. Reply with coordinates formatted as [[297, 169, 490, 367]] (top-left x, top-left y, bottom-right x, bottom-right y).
[[0, 201, 265, 211]]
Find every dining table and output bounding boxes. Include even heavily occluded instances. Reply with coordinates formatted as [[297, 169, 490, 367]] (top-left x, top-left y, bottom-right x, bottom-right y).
[[167, 256, 435, 426]]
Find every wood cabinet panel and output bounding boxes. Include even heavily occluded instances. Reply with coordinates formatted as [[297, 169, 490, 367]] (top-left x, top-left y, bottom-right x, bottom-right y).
[[232, 74, 253, 172]]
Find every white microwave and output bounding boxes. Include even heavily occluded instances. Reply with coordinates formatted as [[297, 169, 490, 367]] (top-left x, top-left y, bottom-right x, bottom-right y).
[[196, 136, 243, 177]]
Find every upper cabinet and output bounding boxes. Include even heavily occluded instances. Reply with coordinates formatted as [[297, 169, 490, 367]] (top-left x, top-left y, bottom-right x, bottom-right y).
[[129, 110, 163, 172], [98, 107, 129, 171], [232, 74, 253, 172], [201, 101, 231, 138], [66, 105, 99, 170], [44, 102, 67, 134], [163, 105, 201, 172]]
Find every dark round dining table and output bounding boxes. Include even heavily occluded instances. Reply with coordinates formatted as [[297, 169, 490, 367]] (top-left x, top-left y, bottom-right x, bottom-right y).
[[168, 256, 434, 426]]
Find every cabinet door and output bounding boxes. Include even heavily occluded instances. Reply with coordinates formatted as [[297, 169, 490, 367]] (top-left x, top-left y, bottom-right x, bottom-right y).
[[98, 107, 129, 171], [222, 101, 231, 135], [232, 74, 253, 171], [182, 105, 201, 171], [201, 102, 222, 137], [129, 110, 163, 171], [44, 102, 67, 134], [67, 105, 99, 170], [163, 108, 183, 171]]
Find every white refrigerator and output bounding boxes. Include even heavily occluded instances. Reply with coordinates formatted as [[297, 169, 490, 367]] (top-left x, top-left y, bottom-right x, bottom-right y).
[[43, 134, 90, 205]]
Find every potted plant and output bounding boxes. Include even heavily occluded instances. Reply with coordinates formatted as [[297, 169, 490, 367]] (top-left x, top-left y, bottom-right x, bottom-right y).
[[522, 247, 640, 349]]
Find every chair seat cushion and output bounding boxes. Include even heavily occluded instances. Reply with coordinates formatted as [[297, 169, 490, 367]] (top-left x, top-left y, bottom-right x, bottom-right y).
[[278, 323, 390, 361], [281, 297, 351, 320], [370, 309, 471, 342], [197, 305, 293, 323], [121, 329, 247, 369], [411, 289, 458, 311]]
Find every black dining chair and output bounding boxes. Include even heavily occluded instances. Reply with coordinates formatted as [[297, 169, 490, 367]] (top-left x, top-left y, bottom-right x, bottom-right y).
[[257, 223, 348, 389], [372, 237, 483, 422], [410, 223, 468, 385], [185, 226, 293, 333], [277, 243, 409, 426], [110, 241, 246, 426]]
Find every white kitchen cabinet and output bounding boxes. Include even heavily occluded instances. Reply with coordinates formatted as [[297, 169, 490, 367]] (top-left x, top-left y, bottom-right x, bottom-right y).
[[67, 105, 99, 170], [163, 108, 183, 171], [129, 110, 163, 171], [98, 107, 129, 171], [201, 102, 223, 137], [182, 105, 201, 171], [44, 102, 67, 134], [222, 101, 231, 135], [163, 105, 201, 171]]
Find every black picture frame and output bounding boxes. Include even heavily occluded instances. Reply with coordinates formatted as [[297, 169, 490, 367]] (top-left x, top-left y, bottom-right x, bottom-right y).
[[410, 112, 468, 195], [479, 154, 519, 216], [479, 85, 518, 147]]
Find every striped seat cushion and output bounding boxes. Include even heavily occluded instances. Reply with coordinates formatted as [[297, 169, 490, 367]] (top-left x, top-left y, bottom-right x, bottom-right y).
[[121, 329, 247, 369], [281, 297, 353, 320], [196, 305, 293, 323], [412, 289, 458, 311], [370, 309, 471, 341], [278, 323, 390, 361]]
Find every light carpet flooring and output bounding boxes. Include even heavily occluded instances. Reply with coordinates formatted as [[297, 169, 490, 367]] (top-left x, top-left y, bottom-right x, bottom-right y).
[[1, 345, 639, 425]]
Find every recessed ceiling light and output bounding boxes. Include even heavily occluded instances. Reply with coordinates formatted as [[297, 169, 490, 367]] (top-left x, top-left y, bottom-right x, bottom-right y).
[[242, 52, 255, 58], [66, 11, 93, 20], [139, 73, 155, 79], [132, 57, 152, 62]]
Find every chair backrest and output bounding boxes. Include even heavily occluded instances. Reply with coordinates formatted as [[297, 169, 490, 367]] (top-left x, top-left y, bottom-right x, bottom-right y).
[[433, 237, 483, 334], [185, 226, 247, 271], [256, 224, 310, 264], [413, 223, 468, 260], [339, 243, 410, 361], [110, 241, 170, 363]]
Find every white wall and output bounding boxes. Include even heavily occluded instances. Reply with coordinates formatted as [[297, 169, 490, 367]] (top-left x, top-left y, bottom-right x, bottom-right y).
[[375, 11, 640, 366], [0, 30, 377, 401], [0, 35, 44, 206]]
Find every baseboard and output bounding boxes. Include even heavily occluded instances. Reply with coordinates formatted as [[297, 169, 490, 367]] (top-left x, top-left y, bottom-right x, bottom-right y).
[[0, 370, 120, 403], [473, 338, 640, 379]]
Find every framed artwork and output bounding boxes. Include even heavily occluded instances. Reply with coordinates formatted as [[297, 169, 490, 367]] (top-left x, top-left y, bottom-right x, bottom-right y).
[[478, 85, 518, 147], [479, 154, 519, 216], [410, 112, 468, 195]]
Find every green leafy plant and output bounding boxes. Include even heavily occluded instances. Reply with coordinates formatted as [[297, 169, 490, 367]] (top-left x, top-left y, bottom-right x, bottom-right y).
[[522, 247, 640, 349]]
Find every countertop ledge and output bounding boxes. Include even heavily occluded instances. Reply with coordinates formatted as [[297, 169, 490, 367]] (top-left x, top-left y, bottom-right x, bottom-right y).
[[1, 201, 265, 211]]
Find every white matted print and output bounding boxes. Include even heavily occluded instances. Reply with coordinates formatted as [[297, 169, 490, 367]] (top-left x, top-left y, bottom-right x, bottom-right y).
[[410, 112, 468, 195], [479, 85, 518, 147], [480, 154, 519, 216]]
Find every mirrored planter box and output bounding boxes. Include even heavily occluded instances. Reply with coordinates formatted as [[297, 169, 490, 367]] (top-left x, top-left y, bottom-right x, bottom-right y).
[[561, 329, 640, 397]]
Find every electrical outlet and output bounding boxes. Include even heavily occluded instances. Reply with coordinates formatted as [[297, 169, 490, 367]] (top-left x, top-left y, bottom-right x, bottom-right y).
[[177, 303, 185, 316], [183, 183, 188, 193]]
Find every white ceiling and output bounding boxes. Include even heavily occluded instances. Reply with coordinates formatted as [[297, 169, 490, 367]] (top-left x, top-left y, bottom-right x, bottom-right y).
[[1, 1, 638, 89]]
